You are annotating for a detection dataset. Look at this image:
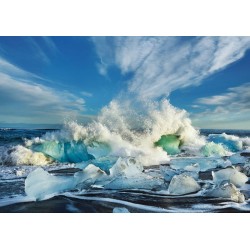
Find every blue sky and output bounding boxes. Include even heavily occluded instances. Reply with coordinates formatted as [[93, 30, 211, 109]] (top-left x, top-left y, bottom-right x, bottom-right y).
[[0, 36, 249, 129]]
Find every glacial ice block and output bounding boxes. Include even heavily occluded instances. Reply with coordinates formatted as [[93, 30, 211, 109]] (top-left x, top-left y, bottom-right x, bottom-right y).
[[168, 173, 201, 195], [31, 141, 94, 163], [212, 168, 248, 187], [208, 133, 243, 152], [25, 168, 76, 200], [154, 135, 181, 155], [110, 157, 144, 177], [160, 166, 199, 182], [206, 181, 245, 203], [74, 164, 107, 189], [201, 142, 229, 157], [229, 154, 246, 164]]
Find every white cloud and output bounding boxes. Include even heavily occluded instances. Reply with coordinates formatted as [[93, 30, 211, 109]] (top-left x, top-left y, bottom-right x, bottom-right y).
[[192, 82, 250, 129], [92, 37, 250, 100], [80, 91, 93, 97], [0, 57, 86, 124]]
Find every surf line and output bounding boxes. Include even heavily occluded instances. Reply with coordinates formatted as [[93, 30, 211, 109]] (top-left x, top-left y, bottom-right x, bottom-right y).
[[64, 192, 170, 213]]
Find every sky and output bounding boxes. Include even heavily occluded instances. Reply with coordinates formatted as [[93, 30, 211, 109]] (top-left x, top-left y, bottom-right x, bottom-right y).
[[0, 36, 249, 129]]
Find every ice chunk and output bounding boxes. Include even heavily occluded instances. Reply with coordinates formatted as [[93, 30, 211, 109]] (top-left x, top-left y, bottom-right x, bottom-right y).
[[229, 154, 246, 164], [31, 141, 94, 163], [25, 168, 76, 200], [201, 142, 229, 157], [208, 133, 243, 152], [168, 173, 201, 195], [212, 168, 248, 187], [160, 166, 198, 182], [113, 207, 130, 213], [154, 135, 181, 155], [206, 181, 245, 203], [104, 176, 165, 191], [110, 157, 144, 177]]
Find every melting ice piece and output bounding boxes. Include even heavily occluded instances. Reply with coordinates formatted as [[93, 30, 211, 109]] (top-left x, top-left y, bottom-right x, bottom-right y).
[[160, 166, 199, 182], [201, 142, 229, 157], [110, 157, 144, 177], [154, 135, 181, 155], [104, 176, 165, 190], [25, 168, 76, 200], [113, 207, 130, 213], [208, 133, 243, 152], [31, 141, 94, 163], [74, 164, 107, 189], [212, 168, 248, 187], [206, 181, 245, 203], [168, 173, 201, 195], [229, 154, 246, 164]]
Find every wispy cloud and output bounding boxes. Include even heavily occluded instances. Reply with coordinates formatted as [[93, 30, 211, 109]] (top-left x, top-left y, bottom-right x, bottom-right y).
[[0, 57, 86, 124], [92, 37, 250, 100], [192, 82, 250, 129], [80, 91, 93, 97]]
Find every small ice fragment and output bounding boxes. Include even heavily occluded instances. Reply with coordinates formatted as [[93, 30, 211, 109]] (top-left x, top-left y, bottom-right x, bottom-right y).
[[15, 169, 26, 176], [160, 166, 199, 182], [168, 173, 201, 195], [212, 168, 248, 187], [206, 181, 245, 203], [113, 207, 130, 213], [229, 154, 246, 164]]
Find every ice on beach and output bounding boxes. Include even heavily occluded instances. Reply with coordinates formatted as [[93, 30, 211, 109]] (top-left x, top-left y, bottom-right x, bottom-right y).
[[229, 154, 246, 164], [74, 164, 107, 189], [109, 157, 144, 177], [25, 168, 76, 200], [206, 181, 245, 203], [113, 207, 130, 213], [160, 166, 198, 182], [168, 173, 201, 195], [212, 168, 248, 187]]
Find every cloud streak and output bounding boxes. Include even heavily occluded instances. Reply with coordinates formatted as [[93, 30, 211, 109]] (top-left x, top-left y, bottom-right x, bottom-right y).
[[192, 82, 250, 129], [0, 57, 86, 124], [92, 36, 250, 100]]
